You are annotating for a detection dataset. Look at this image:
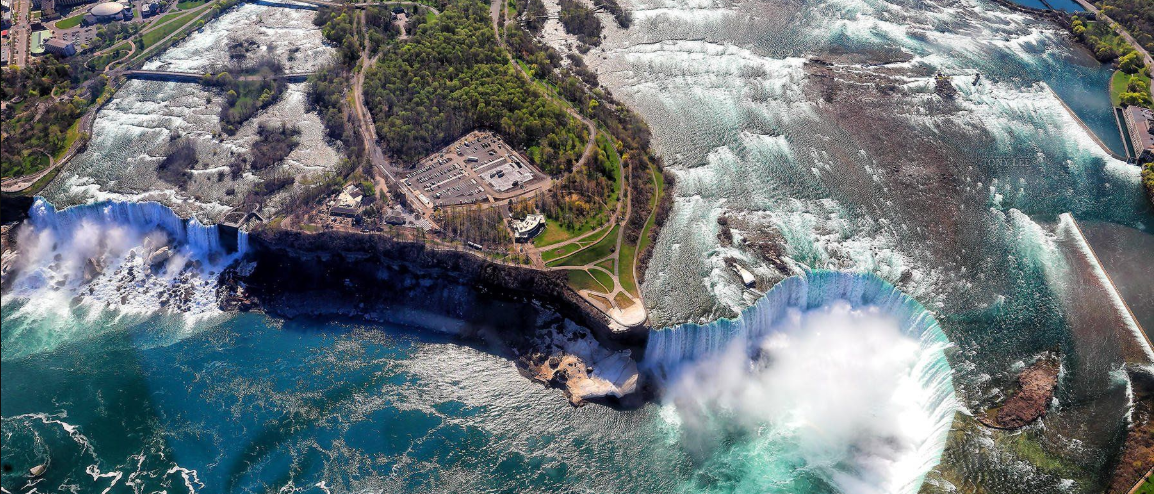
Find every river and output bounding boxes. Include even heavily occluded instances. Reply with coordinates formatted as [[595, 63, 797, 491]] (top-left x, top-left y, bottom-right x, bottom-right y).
[[3, 0, 1153, 492]]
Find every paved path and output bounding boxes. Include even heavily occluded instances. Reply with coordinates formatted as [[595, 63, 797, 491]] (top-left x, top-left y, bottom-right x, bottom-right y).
[[349, 8, 440, 227], [487, 0, 646, 326], [124, 69, 314, 82], [491, 0, 598, 172]]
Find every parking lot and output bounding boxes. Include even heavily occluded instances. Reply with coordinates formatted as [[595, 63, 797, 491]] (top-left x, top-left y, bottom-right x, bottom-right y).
[[394, 130, 549, 208]]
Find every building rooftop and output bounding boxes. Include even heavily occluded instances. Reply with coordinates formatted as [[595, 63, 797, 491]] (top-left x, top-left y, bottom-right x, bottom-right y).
[[512, 213, 545, 241], [90, 2, 125, 17], [1124, 105, 1154, 153]]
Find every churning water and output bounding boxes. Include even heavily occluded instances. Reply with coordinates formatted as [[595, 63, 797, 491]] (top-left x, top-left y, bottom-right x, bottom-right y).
[[585, 0, 1154, 490], [40, 3, 340, 222]]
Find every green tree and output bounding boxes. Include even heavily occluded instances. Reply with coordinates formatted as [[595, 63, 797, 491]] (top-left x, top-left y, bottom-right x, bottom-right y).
[[1120, 91, 1152, 107], [1128, 78, 1150, 94], [1119, 51, 1145, 74]]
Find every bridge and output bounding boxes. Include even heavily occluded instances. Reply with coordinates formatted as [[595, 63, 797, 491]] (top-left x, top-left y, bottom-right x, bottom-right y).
[[124, 70, 314, 83], [257, 0, 441, 12]]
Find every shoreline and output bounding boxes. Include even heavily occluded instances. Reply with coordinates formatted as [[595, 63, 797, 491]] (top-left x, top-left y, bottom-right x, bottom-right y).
[[220, 226, 653, 407]]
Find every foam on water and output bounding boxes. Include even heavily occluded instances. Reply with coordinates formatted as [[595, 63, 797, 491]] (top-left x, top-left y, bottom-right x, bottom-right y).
[[592, 0, 1145, 326], [41, 3, 338, 221], [144, 2, 332, 73], [645, 271, 958, 494], [2, 198, 246, 360]]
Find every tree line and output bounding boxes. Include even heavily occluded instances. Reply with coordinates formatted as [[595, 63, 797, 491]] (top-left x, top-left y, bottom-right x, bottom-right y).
[[361, 0, 587, 174], [502, 12, 672, 278], [558, 0, 602, 47]]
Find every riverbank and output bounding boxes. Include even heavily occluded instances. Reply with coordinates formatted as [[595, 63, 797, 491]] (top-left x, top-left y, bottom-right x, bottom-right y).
[[222, 227, 651, 406]]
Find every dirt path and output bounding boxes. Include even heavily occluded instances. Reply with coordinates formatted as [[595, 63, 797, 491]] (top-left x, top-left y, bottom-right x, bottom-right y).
[[490, 0, 597, 171]]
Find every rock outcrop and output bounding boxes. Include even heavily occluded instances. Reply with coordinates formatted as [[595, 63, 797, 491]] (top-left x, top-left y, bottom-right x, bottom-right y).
[[981, 354, 1060, 429], [517, 320, 640, 407], [1108, 364, 1154, 493]]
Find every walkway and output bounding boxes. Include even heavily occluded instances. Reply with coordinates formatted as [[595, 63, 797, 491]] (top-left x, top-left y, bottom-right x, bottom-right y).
[[488, 0, 646, 327], [124, 69, 314, 82]]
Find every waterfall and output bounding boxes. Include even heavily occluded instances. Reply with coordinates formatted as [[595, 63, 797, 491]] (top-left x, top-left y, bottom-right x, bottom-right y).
[[28, 198, 244, 256], [645, 271, 959, 494], [2, 199, 252, 359]]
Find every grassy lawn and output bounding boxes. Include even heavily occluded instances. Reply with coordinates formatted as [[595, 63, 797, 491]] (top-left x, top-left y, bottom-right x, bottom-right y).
[[541, 241, 581, 262], [1136, 477, 1153, 494], [155, 11, 188, 24], [566, 269, 604, 293], [90, 42, 130, 71], [1111, 70, 1152, 107], [600, 133, 622, 211], [614, 292, 634, 308], [533, 137, 621, 248], [177, 0, 207, 9], [55, 13, 86, 29], [54, 119, 82, 161], [141, 11, 200, 48], [595, 258, 615, 272], [589, 267, 614, 293], [619, 166, 663, 296], [533, 218, 588, 247], [548, 225, 618, 267]]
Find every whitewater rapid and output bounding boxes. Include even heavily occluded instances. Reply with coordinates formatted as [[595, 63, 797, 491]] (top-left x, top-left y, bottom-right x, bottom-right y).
[[582, 0, 1154, 489], [40, 2, 339, 222]]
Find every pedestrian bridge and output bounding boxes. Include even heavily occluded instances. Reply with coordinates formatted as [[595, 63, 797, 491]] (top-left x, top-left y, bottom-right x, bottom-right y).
[[124, 70, 314, 83]]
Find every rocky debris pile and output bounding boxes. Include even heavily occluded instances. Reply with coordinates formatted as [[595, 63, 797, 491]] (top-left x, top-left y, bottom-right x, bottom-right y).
[[217, 260, 259, 311], [1, 224, 17, 290], [934, 73, 958, 99], [516, 319, 640, 407]]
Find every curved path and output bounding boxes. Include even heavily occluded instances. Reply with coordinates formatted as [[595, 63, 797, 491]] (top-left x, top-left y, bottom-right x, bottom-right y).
[[490, 0, 597, 172], [486, 0, 646, 326]]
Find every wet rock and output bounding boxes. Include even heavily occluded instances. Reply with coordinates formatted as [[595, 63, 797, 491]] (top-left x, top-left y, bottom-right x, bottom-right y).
[[84, 256, 105, 283], [148, 246, 172, 271], [934, 73, 957, 99]]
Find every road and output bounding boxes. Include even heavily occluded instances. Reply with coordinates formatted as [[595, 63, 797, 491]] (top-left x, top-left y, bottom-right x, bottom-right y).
[[5, 0, 31, 67], [1071, 0, 1154, 103], [348, 9, 439, 228]]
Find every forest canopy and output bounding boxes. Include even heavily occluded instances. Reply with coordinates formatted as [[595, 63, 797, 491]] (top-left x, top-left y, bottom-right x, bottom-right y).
[[362, 0, 587, 174]]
